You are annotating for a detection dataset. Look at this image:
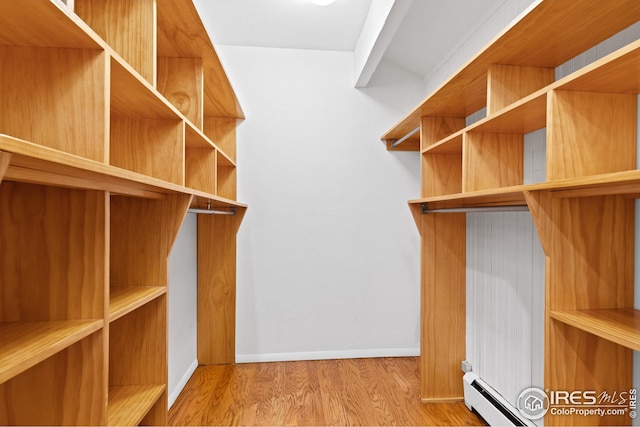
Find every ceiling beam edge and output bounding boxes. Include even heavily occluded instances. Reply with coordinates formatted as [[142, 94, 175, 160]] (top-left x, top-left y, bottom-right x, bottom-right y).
[[353, 0, 414, 88]]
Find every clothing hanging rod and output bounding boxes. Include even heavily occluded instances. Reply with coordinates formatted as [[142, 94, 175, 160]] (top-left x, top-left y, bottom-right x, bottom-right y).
[[391, 126, 420, 148], [422, 204, 529, 214], [188, 207, 236, 216]]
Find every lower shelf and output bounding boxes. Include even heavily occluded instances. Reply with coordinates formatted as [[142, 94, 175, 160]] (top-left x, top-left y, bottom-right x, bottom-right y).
[[108, 384, 166, 426], [0, 320, 103, 384], [109, 286, 166, 322], [550, 308, 640, 351]]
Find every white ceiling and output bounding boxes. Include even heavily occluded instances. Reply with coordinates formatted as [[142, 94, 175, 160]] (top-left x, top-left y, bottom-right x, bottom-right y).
[[194, 0, 507, 84]]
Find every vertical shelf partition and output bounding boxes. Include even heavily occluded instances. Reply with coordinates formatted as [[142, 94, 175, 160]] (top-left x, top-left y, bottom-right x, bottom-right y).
[[382, 1, 640, 425], [0, 0, 246, 425]]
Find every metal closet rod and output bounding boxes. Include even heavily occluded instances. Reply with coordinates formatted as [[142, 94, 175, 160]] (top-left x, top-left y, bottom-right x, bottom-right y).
[[391, 126, 420, 147], [422, 204, 529, 214], [188, 200, 236, 216], [188, 207, 236, 216]]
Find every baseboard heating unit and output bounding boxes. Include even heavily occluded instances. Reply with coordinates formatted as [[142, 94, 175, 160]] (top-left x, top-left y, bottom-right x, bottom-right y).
[[463, 372, 537, 427]]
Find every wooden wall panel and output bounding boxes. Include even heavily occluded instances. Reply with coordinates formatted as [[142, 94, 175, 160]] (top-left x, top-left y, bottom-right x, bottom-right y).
[[110, 117, 184, 186], [420, 212, 466, 401], [204, 117, 237, 162], [526, 190, 634, 426], [421, 116, 465, 151], [487, 64, 554, 115], [0, 46, 107, 162], [0, 182, 107, 321], [197, 209, 246, 365], [463, 132, 523, 192], [0, 333, 105, 425], [422, 153, 462, 198], [547, 90, 636, 180], [75, 0, 156, 85], [157, 57, 204, 129]]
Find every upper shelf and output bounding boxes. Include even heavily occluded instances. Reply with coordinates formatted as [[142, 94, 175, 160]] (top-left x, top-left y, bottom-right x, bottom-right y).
[[156, 0, 244, 120], [382, 0, 640, 145], [0, 134, 247, 210], [0, 0, 243, 122]]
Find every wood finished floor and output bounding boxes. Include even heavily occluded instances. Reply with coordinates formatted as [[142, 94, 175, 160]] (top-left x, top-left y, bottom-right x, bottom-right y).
[[168, 357, 486, 426]]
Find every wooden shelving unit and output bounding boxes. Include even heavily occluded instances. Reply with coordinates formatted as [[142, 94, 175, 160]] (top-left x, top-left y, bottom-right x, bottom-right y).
[[0, 0, 245, 425], [383, 1, 640, 425]]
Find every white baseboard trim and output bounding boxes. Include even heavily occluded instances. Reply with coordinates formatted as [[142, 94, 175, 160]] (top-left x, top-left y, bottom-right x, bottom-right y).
[[168, 359, 199, 409], [235, 347, 420, 364]]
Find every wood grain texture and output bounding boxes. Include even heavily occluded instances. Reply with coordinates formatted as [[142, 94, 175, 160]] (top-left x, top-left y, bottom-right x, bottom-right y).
[[526, 191, 634, 426], [217, 164, 237, 200], [0, 134, 245, 208], [421, 116, 465, 150], [547, 90, 636, 180], [204, 117, 238, 163], [197, 210, 246, 365], [420, 213, 466, 401], [0, 182, 107, 321], [110, 117, 184, 185], [185, 147, 217, 195], [557, 38, 640, 94], [0, 46, 107, 162], [422, 153, 462, 198], [109, 286, 166, 323], [110, 56, 179, 120], [108, 384, 165, 426], [157, 57, 204, 129], [75, 0, 156, 85], [109, 296, 167, 388], [546, 322, 631, 426], [487, 64, 554, 115], [0, 331, 105, 425], [382, 0, 640, 142], [463, 132, 523, 192], [110, 194, 191, 288], [550, 309, 640, 352], [156, 0, 244, 119], [169, 358, 485, 426], [0, 0, 103, 49], [0, 320, 103, 384]]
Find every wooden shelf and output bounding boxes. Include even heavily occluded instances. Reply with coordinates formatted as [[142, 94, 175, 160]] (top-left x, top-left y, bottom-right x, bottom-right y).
[[0, 0, 103, 49], [0, 0, 245, 424], [412, 168, 640, 212], [156, 0, 244, 119], [109, 287, 167, 323], [0, 134, 245, 210], [383, 0, 640, 146], [108, 384, 165, 426], [411, 185, 528, 211], [0, 320, 103, 384], [392, 1, 640, 422], [550, 309, 640, 352]]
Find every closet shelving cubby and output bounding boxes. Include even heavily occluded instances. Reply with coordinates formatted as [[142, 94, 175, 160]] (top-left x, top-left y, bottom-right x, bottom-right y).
[[383, 0, 640, 425], [0, 0, 245, 425]]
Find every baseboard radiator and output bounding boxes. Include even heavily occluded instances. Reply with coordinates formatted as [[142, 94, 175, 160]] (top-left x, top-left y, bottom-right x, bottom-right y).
[[463, 372, 536, 427]]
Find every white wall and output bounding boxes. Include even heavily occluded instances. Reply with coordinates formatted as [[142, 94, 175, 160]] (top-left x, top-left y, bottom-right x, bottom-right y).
[[167, 45, 426, 398], [219, 46, 425, 362], [167, 213, 198, 407]]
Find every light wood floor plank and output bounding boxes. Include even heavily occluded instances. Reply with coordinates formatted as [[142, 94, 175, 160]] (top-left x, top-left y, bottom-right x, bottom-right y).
[[169, 357, 485, 426]]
